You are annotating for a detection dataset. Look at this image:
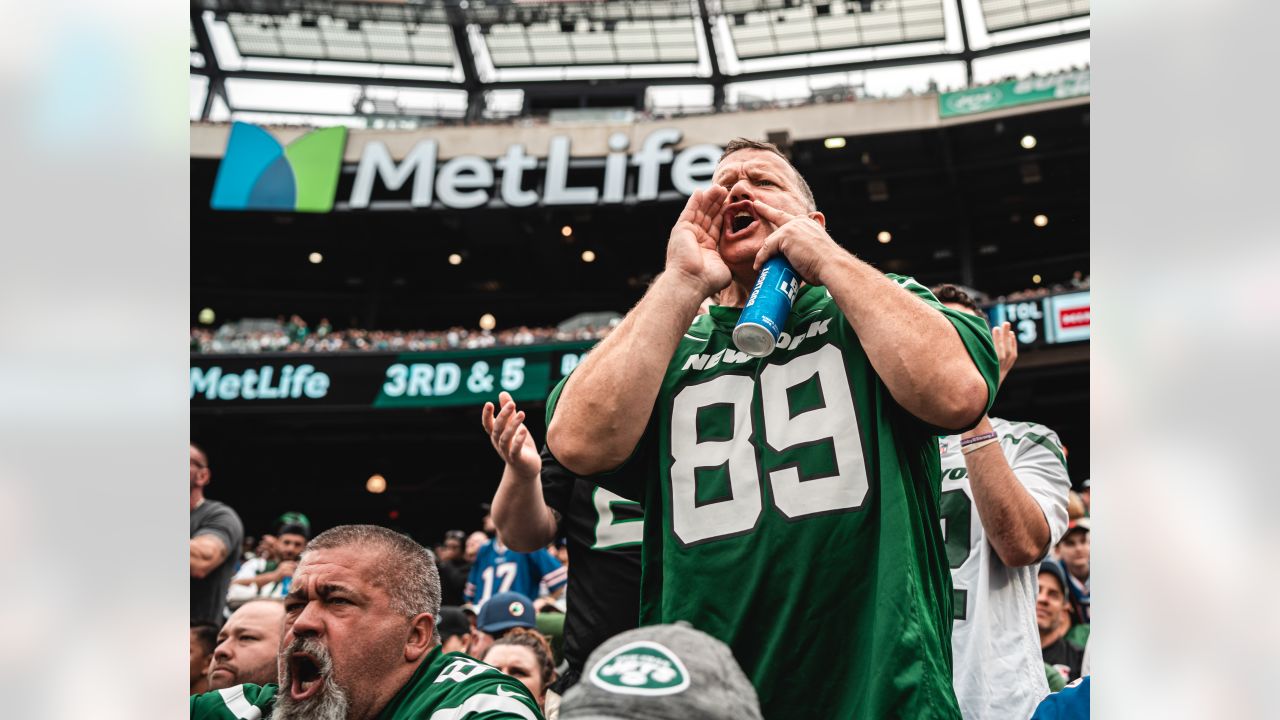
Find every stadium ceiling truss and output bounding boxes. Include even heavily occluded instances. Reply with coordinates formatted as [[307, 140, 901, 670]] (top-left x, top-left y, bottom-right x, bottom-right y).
[[191, 0, 1088, 121]]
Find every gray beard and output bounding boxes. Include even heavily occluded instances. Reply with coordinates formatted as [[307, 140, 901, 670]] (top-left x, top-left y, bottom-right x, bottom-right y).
[[271, 675, 349, 720], [273, 638, 351, 720]]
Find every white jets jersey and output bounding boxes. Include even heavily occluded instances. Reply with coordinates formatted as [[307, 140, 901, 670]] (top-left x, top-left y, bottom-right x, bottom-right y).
[[939, 417, 1072, 720]]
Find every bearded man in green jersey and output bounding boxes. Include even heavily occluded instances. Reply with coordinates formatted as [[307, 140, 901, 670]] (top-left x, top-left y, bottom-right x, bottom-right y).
[[191, 524, 543, 720], [546, 139, 999, 719]]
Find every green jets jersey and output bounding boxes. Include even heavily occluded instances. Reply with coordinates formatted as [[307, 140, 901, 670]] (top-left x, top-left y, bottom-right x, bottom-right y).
[[549, 277, 998, 720], [190, 647, 544, 720]]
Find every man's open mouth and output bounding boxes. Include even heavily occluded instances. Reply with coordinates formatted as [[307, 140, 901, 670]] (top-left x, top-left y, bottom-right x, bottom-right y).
[[289, 652, 324, 702], [723, 201, 759, 241]]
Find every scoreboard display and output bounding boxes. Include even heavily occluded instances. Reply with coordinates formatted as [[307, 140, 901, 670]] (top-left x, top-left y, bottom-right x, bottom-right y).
[[190, 341, 594, 413], [985, 290, 1090, 348]]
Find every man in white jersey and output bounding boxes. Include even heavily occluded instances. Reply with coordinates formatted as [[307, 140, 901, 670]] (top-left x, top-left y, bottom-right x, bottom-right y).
[[932, 284, 1072, 720]]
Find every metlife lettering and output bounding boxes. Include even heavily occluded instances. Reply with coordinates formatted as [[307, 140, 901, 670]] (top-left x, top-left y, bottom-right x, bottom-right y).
[[190, 364, 330, 400], [349, 128, 720, 210]]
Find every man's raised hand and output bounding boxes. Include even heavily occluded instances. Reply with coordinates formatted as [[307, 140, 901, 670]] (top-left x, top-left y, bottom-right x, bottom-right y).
[[749, 199, 841, 286], [481, 391, 541, 480], [666, 185, 731, 295], [992, 321, 1018, 387]]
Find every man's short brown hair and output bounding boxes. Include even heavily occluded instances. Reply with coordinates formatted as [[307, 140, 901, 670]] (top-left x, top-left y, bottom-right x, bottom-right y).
[[930, 283, 983, 317], [719, 138, 816, 212]]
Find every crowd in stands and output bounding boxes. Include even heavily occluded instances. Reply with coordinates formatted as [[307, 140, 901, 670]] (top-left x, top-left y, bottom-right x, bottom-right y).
[[995, 271, 1090, 303], [190, 314, 616, 354], [191, 274, 1086, 355], [191, 438, 1091, 719]]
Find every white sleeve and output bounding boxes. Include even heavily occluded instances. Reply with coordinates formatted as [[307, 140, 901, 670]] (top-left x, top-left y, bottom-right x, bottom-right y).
[[1005, 423, 1072, 555], [231, 558, 261, 581]]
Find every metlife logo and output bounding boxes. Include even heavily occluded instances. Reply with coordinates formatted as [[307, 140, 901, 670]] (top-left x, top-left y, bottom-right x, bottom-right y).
[[190, 364, 330, 401], [211, 125, 720, 213]]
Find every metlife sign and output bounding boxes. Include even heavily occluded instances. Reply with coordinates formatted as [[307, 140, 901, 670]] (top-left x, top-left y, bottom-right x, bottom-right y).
[[938, 70, 1090, 119], [190, 343, 594, 412], [212, 124, 720, 213]]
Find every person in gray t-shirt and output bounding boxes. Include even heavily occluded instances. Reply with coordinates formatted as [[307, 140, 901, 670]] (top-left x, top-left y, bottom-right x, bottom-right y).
[[190, 443, 244, 625]]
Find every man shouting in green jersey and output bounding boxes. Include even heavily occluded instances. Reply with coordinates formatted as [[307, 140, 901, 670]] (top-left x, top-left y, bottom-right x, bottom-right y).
[[546, 138, 999, 719], [191, 524, 543, 720]]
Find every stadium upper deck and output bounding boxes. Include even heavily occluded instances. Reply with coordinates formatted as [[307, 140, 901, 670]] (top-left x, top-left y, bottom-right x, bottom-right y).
[[191, 0, 1089, 126]]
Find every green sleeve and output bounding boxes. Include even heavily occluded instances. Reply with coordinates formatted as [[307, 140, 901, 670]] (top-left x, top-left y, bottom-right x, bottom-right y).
[[543, 369, 650, 503], [1045, 663, 1067, 693], [425, 672, 546, 719], [190, 684, 277, 720], [1065, 623, 1091, 648], [887, 274, 1000, 430]]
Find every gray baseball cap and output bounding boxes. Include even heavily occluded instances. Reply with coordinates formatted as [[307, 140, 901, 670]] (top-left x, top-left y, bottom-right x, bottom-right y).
[[558, 622, 763, 720]]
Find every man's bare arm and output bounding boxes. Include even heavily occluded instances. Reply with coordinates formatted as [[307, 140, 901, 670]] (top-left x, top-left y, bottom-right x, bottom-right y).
[[548, 186, 730, 475], [190, 535, 229, 579], [820, 255, 989, 430], [484, 393, 558, 551], [751, 199, 989, 430], [960, 324, 1051, 566], [961, 418, 1052, 567]]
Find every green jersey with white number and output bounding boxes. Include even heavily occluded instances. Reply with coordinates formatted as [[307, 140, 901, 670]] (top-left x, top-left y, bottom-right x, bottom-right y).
[[189, 648, 543, 719], [549, 277, 998, 720]]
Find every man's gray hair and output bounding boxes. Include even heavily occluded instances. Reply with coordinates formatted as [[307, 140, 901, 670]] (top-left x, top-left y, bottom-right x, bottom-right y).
[[306, 525, 441, 623]]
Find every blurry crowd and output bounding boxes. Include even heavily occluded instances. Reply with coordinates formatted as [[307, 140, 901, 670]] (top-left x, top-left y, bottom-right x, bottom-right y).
[[189, 273, 1087, 356], [190, 314, 617, 354], [995, 272, 1090, 303]]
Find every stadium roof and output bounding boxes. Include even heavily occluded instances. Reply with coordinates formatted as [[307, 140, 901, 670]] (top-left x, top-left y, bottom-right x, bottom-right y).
[[722, 0, 946, 59], [191, 0, 1089, 123], [979, 0, 1089, 33]]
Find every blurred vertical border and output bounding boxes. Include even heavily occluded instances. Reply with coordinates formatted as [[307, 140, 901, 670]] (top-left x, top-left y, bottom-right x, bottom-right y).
[[0, 0, 1274, 716], [1096, 0, 1280, 716], [0, 0, 188, 716]]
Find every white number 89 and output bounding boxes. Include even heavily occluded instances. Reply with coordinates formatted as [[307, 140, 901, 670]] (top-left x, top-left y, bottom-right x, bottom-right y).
[[669, 344, 870, 546]]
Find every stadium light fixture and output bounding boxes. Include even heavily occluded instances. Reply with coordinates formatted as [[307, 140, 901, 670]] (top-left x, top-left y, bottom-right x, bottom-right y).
[[1021, 134, 1037, 149], [309, 252, 324, 264], [1033, 214, 1049, 227], [1032, 274, 1042, 284], [366, 474, 387, 494], [582, 250, 597, 263], [198, 307, 216, 325], [479, 313, 497, 331], [448, 253, 463, 265], [824, 137, 847, 149], [561, 225, 573, 237], [877, 231, 892, 244]]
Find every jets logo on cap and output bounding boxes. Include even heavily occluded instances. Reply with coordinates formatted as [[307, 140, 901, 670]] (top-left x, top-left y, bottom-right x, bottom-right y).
[[588, 641, 691, 696], [508, 601, 526, 617]]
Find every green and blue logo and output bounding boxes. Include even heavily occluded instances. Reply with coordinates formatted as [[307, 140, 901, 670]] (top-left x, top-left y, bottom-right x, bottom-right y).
[[211, 122, 347, 213]]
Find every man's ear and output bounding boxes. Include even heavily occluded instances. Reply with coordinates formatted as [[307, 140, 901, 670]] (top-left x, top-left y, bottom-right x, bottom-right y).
[[405, 612, 437, 662], [808, 211, 826, 228]]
